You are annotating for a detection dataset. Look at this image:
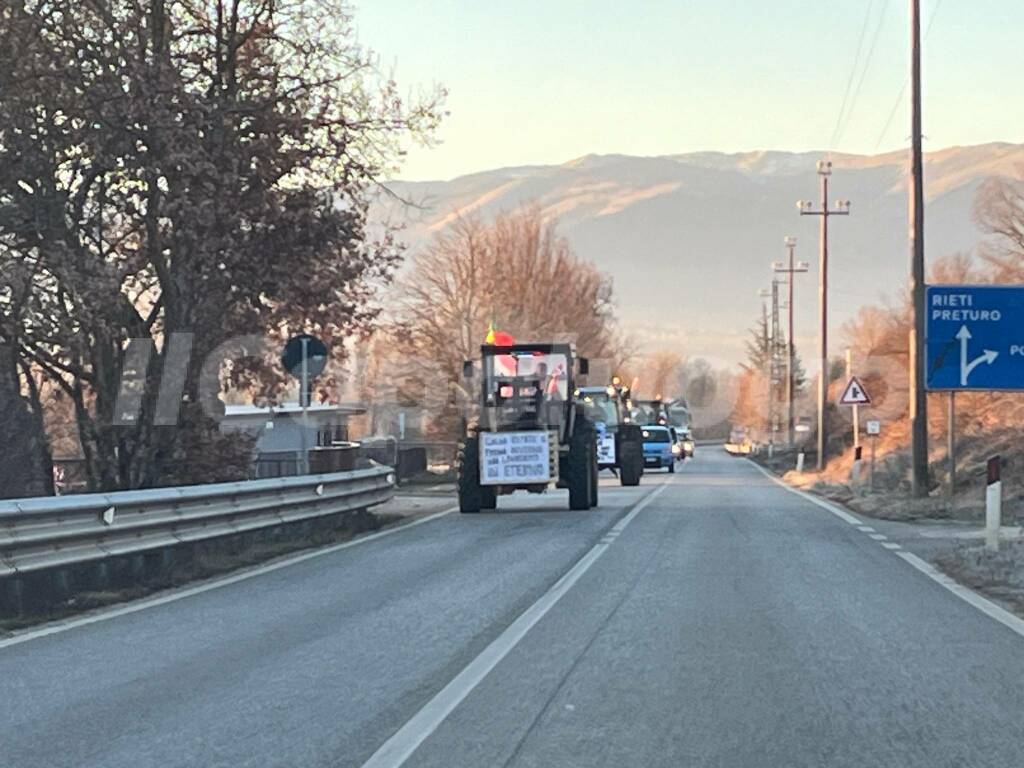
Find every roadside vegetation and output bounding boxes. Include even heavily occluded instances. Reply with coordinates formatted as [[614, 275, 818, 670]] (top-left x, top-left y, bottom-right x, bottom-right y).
[[0, 1, 443, 497]]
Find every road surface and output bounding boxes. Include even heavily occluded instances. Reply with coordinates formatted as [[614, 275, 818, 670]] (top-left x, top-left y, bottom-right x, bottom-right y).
[[3, 451, 1023, 767]]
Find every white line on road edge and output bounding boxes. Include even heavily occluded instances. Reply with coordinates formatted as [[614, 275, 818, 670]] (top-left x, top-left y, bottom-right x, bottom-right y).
[[896, 551, 1024, 639], [748, 459, 1024, 641], [0, 507, 458, 651], [360, 482, 671, 768], [747, 460, 862, 525]]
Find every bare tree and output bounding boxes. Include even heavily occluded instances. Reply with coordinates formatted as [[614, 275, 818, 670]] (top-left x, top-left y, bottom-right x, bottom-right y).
[[378, 206, 620, 437], [975, 173, 1024, 280], [0, 1, 443, 490]]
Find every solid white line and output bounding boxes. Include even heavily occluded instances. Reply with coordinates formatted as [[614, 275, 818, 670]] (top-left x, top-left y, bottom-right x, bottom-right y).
[[0, 507, 457, 651], [747, 460, 862, 525], [360, 482, 671, 768], [748, 459, 1024, 642], [896, 551, 1024, 639]]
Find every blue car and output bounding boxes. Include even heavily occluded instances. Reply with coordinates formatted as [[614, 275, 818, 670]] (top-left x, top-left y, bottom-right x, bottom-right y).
[[641, 425, 677, 473]]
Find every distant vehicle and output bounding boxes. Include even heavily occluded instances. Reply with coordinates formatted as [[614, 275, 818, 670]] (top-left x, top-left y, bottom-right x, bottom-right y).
[[725, 426, 753, 456], [641, 425, 677, 472], [665, 398, 691, 430], [576, 385, 644, 486], [632, 396, 690, 432], [676, 427, 695, 458], [631, 399, 668, 426]]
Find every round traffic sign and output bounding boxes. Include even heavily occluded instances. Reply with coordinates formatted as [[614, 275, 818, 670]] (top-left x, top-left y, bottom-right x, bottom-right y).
[[282, 334, 329, 379]]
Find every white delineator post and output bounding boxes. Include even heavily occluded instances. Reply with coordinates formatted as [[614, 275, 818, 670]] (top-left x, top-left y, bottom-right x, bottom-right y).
[[796, 452, 805, 473], [985, 455, 1001, 552]]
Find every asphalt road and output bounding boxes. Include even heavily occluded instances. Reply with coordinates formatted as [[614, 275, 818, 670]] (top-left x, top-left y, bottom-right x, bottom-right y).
[[3, 452, 1024, 768]]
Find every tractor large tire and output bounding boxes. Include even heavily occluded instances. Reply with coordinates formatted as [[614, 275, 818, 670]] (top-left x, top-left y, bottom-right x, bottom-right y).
[[589, 440, 599, 508], [618, 425, 644, 487], [568, 417, 595, 511], [457, 435, 496, 513]]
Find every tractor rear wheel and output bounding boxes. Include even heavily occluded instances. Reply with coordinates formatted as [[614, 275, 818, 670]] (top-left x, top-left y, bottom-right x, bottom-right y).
[[568, 417, 595, 511], [618, 426, 643, 487], [589, 441, 599, 508], [457, 435, 496, 513]]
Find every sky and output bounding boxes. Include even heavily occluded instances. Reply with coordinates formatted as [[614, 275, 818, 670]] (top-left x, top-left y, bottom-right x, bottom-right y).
[[354, 0, 1024, 181]]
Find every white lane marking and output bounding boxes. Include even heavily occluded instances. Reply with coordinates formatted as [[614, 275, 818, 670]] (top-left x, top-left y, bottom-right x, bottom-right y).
[[748, 459, 1024, 642], [869, 533, 888, 541], [881, 542, 903, 550], [0, 507, 458, 651], [747, 460, 862, 525], [360, 482, 672, 768], [858, 526, 876, 532], [896, 551, 1024, 639]]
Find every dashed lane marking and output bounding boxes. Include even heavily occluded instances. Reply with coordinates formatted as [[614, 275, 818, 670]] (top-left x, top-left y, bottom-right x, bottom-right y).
[[748, 459, 1024, 642]]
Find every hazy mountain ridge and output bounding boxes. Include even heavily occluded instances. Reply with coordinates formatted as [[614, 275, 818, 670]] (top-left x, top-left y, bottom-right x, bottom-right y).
[[376, 142, 1024, 366]]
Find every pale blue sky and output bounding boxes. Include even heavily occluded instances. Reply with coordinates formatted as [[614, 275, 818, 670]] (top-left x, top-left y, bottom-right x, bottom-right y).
[[355, 1, 1023, 181]]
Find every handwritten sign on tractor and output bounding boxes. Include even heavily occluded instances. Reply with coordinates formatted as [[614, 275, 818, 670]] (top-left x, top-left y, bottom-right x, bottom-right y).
[[480, 431, 551, 485]]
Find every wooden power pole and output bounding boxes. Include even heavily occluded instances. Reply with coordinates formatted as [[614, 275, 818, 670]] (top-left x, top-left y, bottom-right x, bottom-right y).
[[909, 0, 930, 496]]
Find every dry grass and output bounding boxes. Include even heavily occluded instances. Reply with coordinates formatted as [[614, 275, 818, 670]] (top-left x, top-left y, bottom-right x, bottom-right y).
[[757, 424, 1024, 524], [935, 541, 1024, 618]]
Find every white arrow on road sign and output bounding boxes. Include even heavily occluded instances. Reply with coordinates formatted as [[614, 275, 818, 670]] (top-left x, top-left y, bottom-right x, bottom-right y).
[[956, 325, 998, 386], [839, 376, 871, 405]]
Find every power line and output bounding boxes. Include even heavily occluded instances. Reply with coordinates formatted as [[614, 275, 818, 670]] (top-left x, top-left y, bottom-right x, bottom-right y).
[[873, 0, 944, 151], [829, 0, 876, 151], [834, 0, 892, 149]]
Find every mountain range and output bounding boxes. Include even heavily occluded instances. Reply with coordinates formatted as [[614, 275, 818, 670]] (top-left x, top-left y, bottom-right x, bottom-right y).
[[375, 142, 1024, 367]]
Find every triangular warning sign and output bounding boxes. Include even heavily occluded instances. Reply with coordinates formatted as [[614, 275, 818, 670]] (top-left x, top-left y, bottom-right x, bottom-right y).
[[839, 376, 871, 405]]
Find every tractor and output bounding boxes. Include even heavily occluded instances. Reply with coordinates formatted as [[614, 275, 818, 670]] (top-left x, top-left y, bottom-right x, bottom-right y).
[[457, 343, 598, 513], [575, 383, 644, 486], [630, 397, 670, 427]]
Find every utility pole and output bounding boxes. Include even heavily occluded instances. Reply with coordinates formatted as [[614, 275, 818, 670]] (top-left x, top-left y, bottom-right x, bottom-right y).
[[908, 0, 929, 496], [947, 391, 956, 506], [773, 237, 809, 447], [758, 287, 774, 445], [798, 161, 851, 471], [771, 277, 782, 445]]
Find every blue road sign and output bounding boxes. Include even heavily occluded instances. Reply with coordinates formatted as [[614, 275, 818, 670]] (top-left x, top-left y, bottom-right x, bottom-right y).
[[926, 285, 1024, 391]]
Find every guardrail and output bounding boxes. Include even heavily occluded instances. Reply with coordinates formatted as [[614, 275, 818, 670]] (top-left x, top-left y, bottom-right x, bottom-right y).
[[0, 466, 395, 578]]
